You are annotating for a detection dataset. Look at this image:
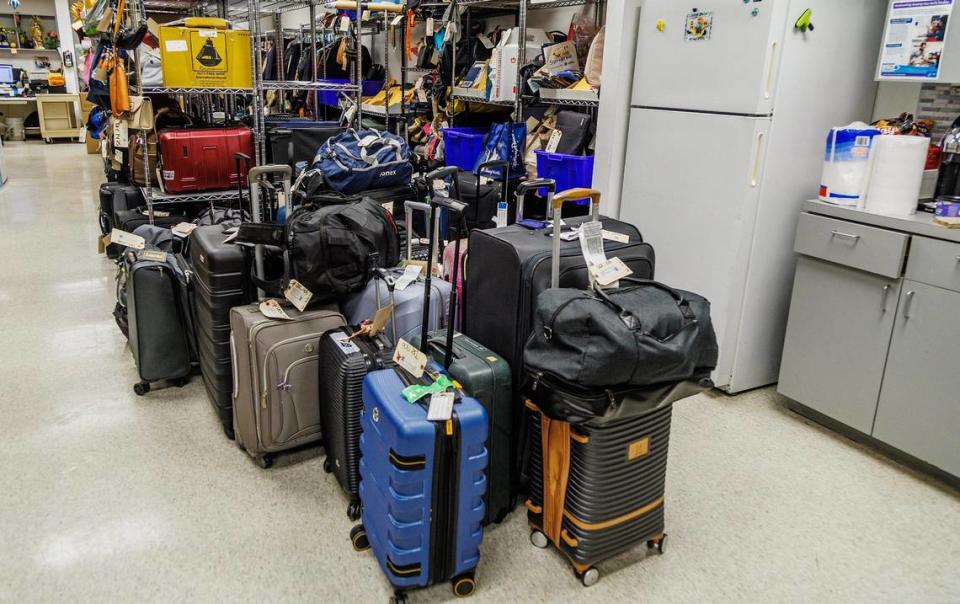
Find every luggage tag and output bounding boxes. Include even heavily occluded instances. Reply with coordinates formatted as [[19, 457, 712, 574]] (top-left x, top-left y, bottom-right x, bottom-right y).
[[284, 279, 313, 312], [97, 233, 111, 254], [401, 374, 454, 404], [590, 257, 633, 287], [113, 120, 129, 149], [545, 129, 562, 153], [330, 331, 361, 354], [339, 15, 350, 32], [172, 222, 198, 238], [426, 391, 455, 421], [602, 230, 630, 244], [394, 339, 427, 380], [352, 305, 394, 339], [259, 299, 293, 321], [394, 264, 422, 291], [142, 250, 168, 262], [110, 228, 145, 250]]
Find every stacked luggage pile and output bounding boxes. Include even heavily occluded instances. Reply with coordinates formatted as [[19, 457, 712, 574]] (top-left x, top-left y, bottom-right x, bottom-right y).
[[95, 111, 719, 601]]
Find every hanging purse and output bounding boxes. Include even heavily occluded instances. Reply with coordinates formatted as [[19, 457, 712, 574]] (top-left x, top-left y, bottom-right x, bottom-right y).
[[124, 96, 154, 130]]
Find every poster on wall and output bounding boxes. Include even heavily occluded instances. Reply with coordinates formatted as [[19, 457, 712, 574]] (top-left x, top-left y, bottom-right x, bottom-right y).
[[879, 0, 954, 79]]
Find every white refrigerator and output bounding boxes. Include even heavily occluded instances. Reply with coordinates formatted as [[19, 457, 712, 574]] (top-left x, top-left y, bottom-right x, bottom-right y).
[[618, 0, 886, 392]]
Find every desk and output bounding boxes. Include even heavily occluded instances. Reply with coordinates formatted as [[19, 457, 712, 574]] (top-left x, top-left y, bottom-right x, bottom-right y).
[[0, 94, 81, 142]]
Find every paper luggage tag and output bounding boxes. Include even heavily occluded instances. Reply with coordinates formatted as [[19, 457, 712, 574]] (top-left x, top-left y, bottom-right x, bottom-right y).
[[284, 279, 313, 312], [545, 129, 563, 153], [110, 228, 145, 250], [391, 14, 404, 26], [259, 299, 292, 321], [113, 120, 129, 149], [141, 250, 167, 262], [339, 15, 350, 32], [426, 17, 434, 35], [369, 304, 394, 335], [427, 391, 455, 422], [172, 222, 198, 238], [578, 221, 607, 265], [590, 257, 633, 287], [97, 233, 111, 254], [394, 264, 422, 291], [393, 339, 427, 379], [602, 229, 630, 244]]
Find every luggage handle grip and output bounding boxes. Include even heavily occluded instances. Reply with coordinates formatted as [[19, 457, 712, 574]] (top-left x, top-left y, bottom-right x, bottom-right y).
[[476, 159, 510, 205], [424, 166, 459, 181], [550, 188, 601, 288], [516, 178, 556, 224], [591, 278, 697, 330], [403, 200, 440, 264]]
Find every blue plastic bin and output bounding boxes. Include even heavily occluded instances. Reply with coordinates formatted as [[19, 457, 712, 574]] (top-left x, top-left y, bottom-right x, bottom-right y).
[[535, 150, 595, 205], [441, 128, 486, 171], [317, 80, 384, 106]]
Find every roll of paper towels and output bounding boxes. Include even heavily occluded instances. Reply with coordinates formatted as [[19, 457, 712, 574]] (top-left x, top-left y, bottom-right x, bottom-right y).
[[819, 122, 881, 206], [861, 135, 930, 216]]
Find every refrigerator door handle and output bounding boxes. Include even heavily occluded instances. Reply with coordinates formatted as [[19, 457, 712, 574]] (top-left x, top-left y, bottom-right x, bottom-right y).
[[764, 41, 778, 100], [751, 132, 765, 188]]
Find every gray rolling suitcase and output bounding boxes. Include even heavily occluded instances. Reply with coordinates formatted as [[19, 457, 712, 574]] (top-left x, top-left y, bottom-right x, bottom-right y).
[[230, 303, 346, 468]]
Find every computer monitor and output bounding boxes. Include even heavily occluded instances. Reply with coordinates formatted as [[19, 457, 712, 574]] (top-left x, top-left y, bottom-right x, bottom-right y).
[[0, 65, 14, 84]]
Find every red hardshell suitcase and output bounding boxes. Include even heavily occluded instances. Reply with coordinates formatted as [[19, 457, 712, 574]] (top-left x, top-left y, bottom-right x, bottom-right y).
[[159, 127, 255, 194]]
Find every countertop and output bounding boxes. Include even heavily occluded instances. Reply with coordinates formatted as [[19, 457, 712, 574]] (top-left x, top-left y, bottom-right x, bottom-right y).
[[803, 199, 960, 244]]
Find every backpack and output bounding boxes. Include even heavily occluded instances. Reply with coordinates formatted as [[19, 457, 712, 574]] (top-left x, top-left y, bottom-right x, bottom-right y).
[[313, 128, 413, 194]]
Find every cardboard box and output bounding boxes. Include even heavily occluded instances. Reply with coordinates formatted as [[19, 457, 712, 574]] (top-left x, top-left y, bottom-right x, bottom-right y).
[[159, 23, 252, 89], [490, 27, 550, 102], [86, 134, 101, 154]]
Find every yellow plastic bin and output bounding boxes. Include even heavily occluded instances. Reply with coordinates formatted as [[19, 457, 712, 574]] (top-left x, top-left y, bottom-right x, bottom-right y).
[[159, 18, 252, 89]]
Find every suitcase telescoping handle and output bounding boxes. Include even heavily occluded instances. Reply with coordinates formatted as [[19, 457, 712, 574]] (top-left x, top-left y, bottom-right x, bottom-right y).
[[246, 164, 293, 300], [515, 178, 556, 225], [420, 194, 468, 368], [403, 201, 441, 264], [550, 188, 602, 289], [476, 159, 511, 208], [234, 152, 252, 219]]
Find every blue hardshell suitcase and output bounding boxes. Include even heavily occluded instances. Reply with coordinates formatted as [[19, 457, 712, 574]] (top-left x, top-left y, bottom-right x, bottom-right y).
[[355, 363, 488, 600]]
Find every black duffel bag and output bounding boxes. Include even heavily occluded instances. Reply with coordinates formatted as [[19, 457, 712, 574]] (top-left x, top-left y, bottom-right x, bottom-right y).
[[250, 196, 400, 303], [524, 278, 719, 388]]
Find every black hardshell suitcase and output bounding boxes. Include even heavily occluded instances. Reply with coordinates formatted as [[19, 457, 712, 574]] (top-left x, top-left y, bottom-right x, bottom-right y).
[[524, 399, 672, 587], [189, 225, 254, 439], [317, 322, 394, 520], [124, 248, 196, 396], [464, 185, 655, 388]]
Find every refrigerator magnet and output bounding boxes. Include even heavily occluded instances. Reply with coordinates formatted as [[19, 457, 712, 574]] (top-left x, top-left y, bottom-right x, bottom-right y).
[[685, 11, 713, 42]]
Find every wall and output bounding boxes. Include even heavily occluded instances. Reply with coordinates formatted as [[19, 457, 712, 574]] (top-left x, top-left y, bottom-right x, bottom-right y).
[[872, 80, 960, 140]]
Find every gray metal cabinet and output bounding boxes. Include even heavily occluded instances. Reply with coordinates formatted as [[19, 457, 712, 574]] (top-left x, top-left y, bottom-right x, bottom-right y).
[[781, 205, 960, 479], [873, 281, 960, 477], [778, 256, 901, 434]]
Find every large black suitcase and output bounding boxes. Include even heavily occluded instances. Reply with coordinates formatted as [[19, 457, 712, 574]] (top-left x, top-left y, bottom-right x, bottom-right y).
[[464, 186, 655, 389], [189, 225, 254, 439], [123, 247, 196, 396]]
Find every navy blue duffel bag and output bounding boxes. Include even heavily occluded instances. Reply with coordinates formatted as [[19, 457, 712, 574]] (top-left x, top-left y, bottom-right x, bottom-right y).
[[312, 128, 413, 194]]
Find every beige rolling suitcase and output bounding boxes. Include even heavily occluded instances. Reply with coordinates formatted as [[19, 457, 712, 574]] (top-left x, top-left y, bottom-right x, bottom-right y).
[[229, 303, 346, 468]]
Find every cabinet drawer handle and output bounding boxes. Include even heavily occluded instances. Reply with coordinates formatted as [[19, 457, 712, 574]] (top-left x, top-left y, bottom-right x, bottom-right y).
[[830, 230, 861, 243], [903, 290, 916, 319], [881, 284, 891, 313]]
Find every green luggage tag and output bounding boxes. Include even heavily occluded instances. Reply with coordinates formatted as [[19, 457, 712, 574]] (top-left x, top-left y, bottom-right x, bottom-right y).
[[402, 374, 454, 403]]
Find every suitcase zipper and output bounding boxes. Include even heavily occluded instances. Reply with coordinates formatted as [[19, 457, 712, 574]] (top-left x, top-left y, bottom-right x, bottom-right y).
[[429, 411, 461, 584]]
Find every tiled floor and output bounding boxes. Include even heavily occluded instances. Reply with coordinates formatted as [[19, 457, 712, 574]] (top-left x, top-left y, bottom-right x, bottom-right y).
[[1, 141, 958, 602]]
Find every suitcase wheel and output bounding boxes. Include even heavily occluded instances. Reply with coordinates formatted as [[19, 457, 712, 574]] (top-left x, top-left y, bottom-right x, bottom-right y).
[[389, 590, 408, 604], [451, 574, 476, 598], [133, 382, 150, 396], [646, 533, 667, 555], [223, 424, 235, 441], [323, 457, 334, 473], [255, 455, 273, 469], [171, 377, 188, 388], [577, 567, 600, 588], [347, 501, 362, 521], [529, 530, 549, 549], [350, 524, 370, 552]]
